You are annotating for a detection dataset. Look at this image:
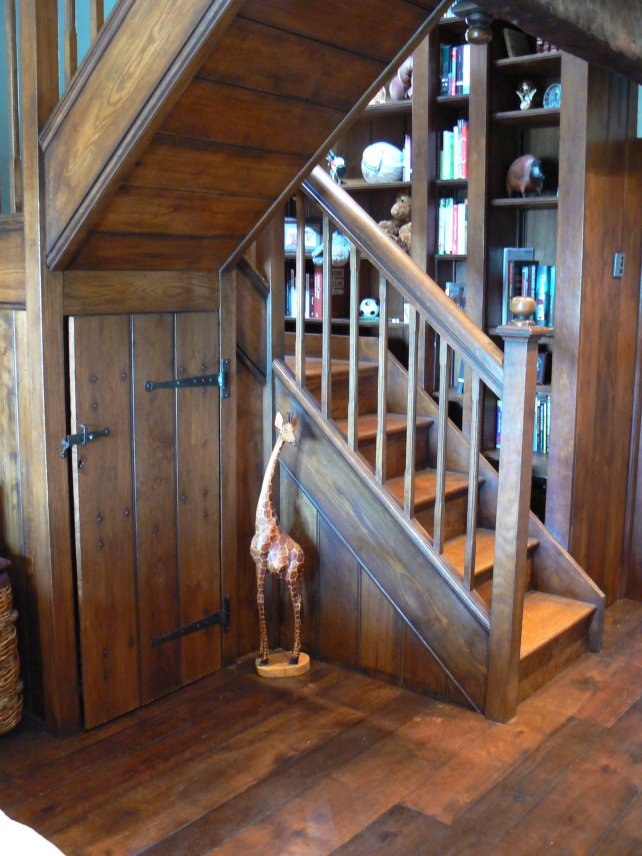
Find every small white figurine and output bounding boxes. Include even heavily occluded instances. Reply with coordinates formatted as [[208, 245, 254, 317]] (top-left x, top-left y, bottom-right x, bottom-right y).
[[517, 79, 537, 110]]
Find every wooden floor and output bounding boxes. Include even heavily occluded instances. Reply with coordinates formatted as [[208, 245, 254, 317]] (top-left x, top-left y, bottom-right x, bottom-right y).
[[1, 599, 641, 855]]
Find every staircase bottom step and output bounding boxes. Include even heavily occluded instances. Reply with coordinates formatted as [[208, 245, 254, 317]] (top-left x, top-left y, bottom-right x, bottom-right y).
[[518, 591, 596, 702]]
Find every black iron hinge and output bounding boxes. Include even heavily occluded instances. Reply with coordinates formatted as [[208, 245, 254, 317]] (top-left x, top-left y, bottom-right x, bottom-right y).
[[151, 595, 231, 646], [145, 359, 229, 398]]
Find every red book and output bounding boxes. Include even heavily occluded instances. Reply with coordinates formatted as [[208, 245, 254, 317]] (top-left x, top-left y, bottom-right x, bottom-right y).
[[313, 267, 323, 319], [460, 122, 468, 179]]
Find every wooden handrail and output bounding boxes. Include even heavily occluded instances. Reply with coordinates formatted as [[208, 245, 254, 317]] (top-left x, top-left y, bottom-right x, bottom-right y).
[[304, 167, 505, 398]]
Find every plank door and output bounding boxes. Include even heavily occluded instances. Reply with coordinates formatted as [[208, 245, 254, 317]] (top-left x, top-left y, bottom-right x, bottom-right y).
[[69, 312, 222, 728]]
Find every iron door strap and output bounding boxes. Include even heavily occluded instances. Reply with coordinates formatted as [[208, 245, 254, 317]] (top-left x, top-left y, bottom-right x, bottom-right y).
[[151, 596, 231, 646], [145, 359, 229, 397], [61, 424, 110, 458]]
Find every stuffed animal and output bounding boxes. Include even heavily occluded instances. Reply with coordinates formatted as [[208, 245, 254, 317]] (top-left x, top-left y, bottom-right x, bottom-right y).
[[399, 222, 412, 253], [506, 154, 544, 197], [377, 191, 412, 252], [389, 56, 413, 101]]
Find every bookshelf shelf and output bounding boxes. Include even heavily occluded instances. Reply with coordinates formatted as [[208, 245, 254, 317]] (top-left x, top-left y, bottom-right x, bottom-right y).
[[341, 179, 412, 192], [436, 253, 467, 262], [490, 196, 558, 210], [493, 107, 561, 127], [436, 178, 468, 189], [364, 100, 413, 116], [494, 51, 562, 76], [436, 94, 469, 110]]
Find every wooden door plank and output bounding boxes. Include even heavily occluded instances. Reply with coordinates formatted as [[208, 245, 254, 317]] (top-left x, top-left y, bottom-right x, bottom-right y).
[[132, 314, 180, 703], [161, 80, 344, 156], [198, 17, 385, 111], [128, 135, 308, 198], [94, 185, 270, 237], [69, 315, 139, 728], [175, 312, 222, 683], [318, 515, 359, 668]]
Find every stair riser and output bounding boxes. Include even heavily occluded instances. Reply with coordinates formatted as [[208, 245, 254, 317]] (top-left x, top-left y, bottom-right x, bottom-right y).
[[356, 427, 430, 479], [305, 372, 379, 419], [474, 556, 535, 607], [414, 494, 469, 543], [518, 616, 591, 702]]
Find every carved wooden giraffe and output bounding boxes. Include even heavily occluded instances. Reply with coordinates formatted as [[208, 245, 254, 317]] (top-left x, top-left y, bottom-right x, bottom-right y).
[[250, 411, 304, 665]]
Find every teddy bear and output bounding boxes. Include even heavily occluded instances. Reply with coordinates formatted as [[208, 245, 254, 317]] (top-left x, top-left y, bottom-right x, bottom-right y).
[[377, 190, 411, 252], [389, 56, 413, 101]]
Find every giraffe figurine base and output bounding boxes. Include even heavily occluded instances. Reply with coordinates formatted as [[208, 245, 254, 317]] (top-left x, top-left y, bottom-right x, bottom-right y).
[[255, 651, 310, 679]]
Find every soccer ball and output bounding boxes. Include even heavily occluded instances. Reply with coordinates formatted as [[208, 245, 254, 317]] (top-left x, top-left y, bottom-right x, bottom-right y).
[[359, 298, 380, 319], [361, 142, 404, 184]]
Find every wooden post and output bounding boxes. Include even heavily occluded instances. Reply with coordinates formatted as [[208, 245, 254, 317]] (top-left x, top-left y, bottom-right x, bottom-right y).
[[20, 0, 79, 734], [486, 323, 542, 722], [4, 0, 22, 212]]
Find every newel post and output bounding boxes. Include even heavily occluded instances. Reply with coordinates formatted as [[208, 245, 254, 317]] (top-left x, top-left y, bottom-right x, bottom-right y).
[[486, 316, 544, 722]]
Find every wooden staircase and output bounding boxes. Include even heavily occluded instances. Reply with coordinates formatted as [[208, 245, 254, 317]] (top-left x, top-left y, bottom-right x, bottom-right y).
[[283, 334, 597, 708]]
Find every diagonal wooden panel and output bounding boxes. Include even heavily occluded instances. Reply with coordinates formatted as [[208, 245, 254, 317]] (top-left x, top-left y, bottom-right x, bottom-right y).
[[128, 135, 308, 198], [161, 80, 345, 155], [69, 315, 139, 728], [70, 234, 239, 270], [199, 17, 385, 111], [93, 186, 271, 237], [132, 314, 181, 703], [175, 312, 222, 683], [240, 0, 438, 63], [0, 219, 25, 306]]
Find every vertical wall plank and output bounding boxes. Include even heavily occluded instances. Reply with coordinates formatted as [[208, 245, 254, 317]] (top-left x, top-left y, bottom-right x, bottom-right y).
[[220, 268, 238, 666], [4, 0, 22, 212], [359, 570, 402, 682], [69, 315, 139, 728], [20, 0, 79, 734], [319, 515, 358, 668], [132, 314, 180, 703], [279, 470, 318, 657], [402, 625, 448, 698], [175, 312, 222, 684]]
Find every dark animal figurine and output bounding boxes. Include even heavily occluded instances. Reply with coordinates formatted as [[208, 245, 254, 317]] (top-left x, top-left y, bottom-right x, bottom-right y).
[[506, 154, 545, 197]]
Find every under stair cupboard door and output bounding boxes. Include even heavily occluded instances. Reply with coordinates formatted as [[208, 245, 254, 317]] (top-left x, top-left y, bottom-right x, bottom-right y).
[[68, 313, 222, 728]]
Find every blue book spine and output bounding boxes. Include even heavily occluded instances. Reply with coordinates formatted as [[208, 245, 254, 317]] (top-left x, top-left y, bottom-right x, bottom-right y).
[[548, 265, 556, 326], [535, 265, 549, 324]]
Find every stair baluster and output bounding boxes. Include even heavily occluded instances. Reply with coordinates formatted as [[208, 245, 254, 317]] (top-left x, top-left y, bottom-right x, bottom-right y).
[[404, 307, 419, 517], [375, 274, 389, 484], [348, 245, 360, 452], [90, 0, 105, 41], [64, 0, 78, 89], [464, 370, 482, 590], [321, 215, 332, 420], [433, 337, 452, 553], [294, 191, 306, 388]]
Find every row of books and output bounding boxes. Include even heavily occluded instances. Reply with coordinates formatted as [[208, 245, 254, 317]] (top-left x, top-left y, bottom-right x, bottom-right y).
[[535, 37, 558, 53], [440, 43, 471, 96], [502, 248, 556, 326], [437, 197, 467, 256], [439, 119, 468, 180], [285, 265, 349, 320], [496, 393, 551, 454]]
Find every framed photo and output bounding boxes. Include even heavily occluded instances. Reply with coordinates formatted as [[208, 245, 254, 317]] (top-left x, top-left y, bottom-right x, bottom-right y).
[[503, 28, 534, 58], [284, 217, 321, 258]]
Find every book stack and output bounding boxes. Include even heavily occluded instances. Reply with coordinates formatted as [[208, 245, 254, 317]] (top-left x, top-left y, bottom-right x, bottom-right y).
[[439, 120, 468, 179], [495, 393, 551, 453], [439, 43, 470, 96], [502, 248, 556, 326], [285, 264, 349, 320], [438, 198, 467, 255]]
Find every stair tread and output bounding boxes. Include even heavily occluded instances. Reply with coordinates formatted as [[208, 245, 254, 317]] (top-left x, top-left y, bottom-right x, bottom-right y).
[[386, 467, 471, 508], [335, 412, 433, 441], [285, 355, 377, 381], [520, 591, 595, 660], [443, 529, 539, 579]]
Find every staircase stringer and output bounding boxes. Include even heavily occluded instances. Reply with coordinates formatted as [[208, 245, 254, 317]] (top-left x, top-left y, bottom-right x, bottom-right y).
[[274, 362, 490, 711]]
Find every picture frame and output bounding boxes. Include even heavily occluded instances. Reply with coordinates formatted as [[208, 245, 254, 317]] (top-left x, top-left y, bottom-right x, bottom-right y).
[[284, 217, 322, 258], [503, 28, 534, 58]]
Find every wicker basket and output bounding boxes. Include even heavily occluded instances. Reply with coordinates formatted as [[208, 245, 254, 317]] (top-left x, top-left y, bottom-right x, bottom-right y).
[[0, 567, 22, 735]]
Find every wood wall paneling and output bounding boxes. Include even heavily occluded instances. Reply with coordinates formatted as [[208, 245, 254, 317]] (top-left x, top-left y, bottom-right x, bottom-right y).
[[318, 514, 359, 669], [42, 0, 245, 268], [279, 469, 319, 657], [132, 314, 181, 703], [0, 222, 26, 306], [359, 571, 403, 682], [63, 271, 218, 316], [69, 315, 139, 728], [70, 234, 239, 271], [175, 312, 222, 683]]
